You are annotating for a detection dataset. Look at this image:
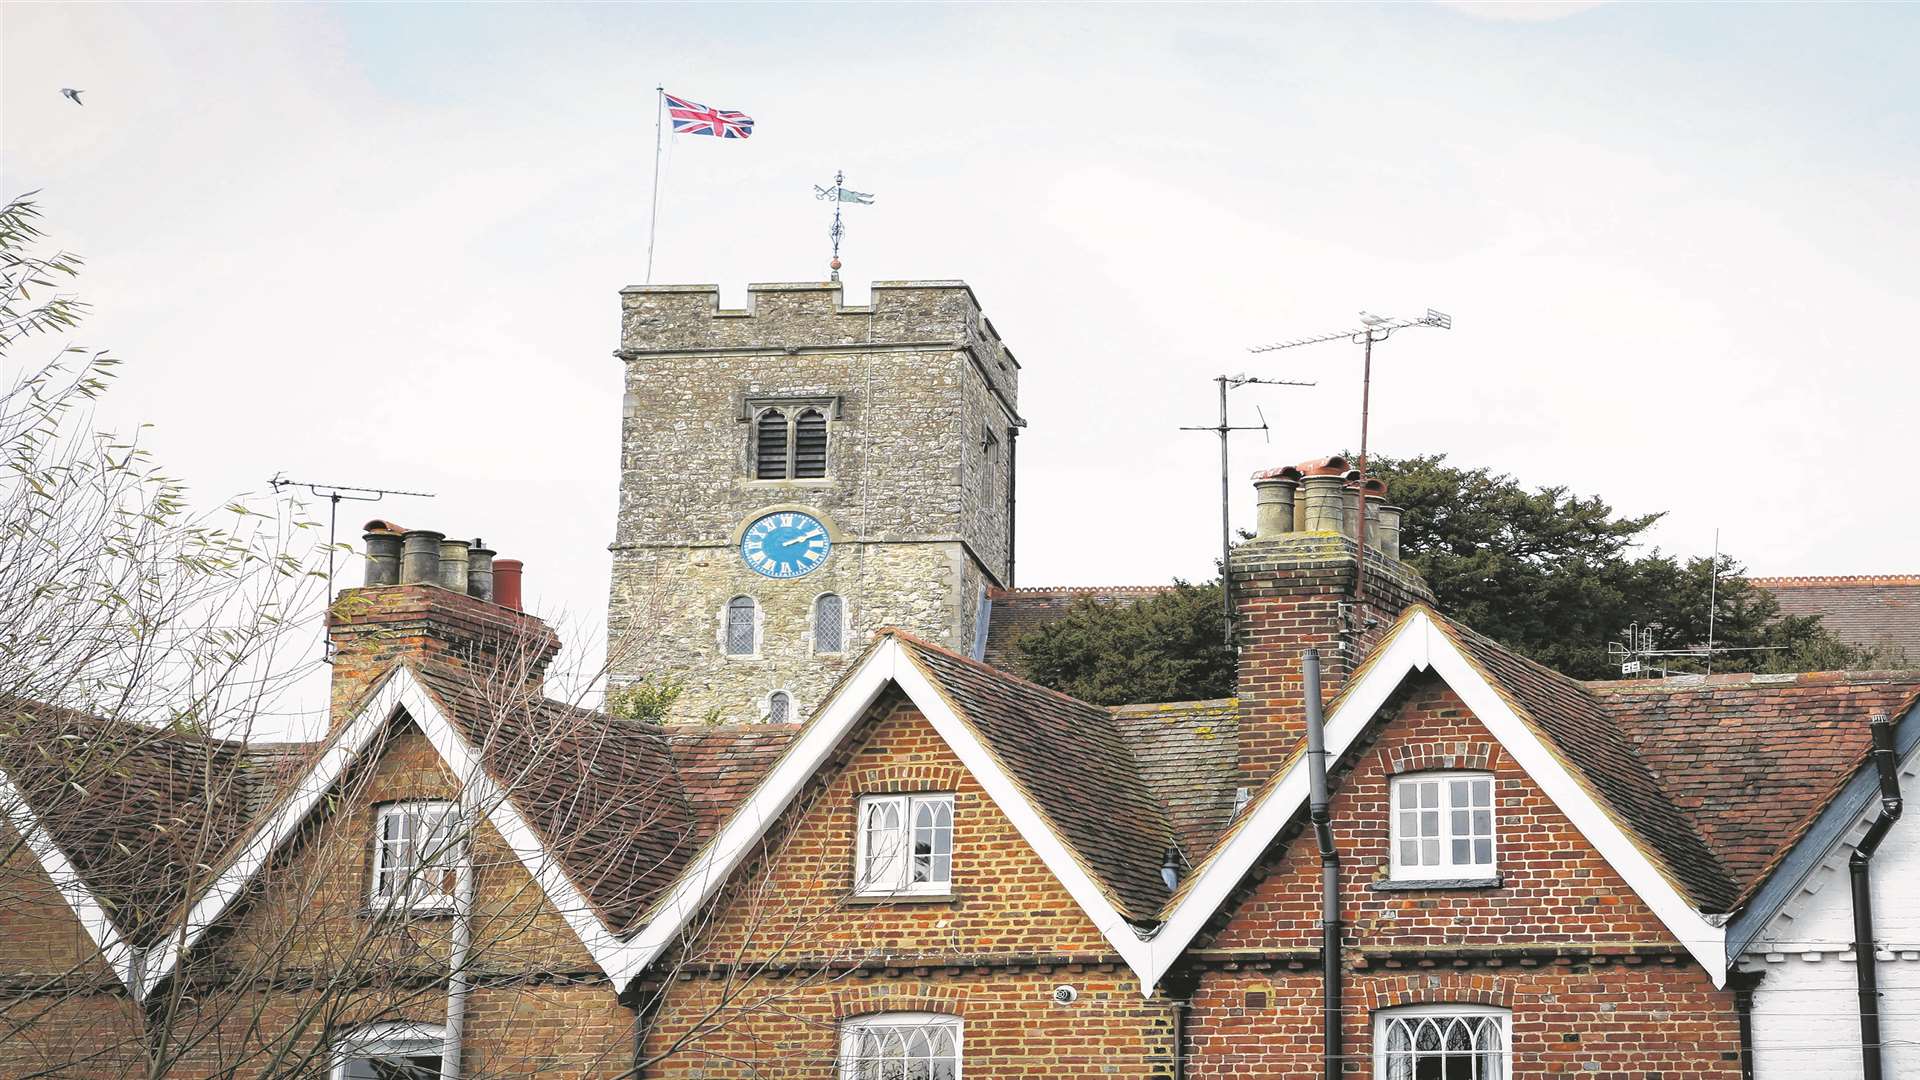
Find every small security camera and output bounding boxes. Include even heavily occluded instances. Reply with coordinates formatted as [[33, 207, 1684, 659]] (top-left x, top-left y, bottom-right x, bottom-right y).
[[1051, 985, 1078, 1006]]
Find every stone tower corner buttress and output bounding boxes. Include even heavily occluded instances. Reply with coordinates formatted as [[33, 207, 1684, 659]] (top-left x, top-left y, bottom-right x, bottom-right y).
[[607, 280, 1024, 724]]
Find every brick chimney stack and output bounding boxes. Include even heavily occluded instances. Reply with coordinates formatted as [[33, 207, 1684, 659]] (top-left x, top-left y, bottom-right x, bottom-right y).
[[1232, 457, 1434, 781], [327, 522, 560, 731]]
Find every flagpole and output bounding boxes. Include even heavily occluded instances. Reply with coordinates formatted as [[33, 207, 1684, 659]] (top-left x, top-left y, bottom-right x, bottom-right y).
[[646, 85, 664, 285]]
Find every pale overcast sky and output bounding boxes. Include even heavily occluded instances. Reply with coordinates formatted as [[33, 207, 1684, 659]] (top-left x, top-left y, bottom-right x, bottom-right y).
[[4, 3, 1916, 736]]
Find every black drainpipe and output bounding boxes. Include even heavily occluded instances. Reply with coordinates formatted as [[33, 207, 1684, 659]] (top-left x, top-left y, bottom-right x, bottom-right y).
[[1852, 712, 1903, 1080], [1303, 648, 1341, 1080], [1730, 968, 1762, 1080]]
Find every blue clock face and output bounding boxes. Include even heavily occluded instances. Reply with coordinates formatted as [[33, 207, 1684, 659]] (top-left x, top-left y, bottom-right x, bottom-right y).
[[741, 510, 831, 579]]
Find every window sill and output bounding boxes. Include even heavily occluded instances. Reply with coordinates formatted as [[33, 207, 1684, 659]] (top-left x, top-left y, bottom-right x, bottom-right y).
[[739, 478, 837, 487], [844, 891, 958, 907], [1370, 876, 1503, 892], [363, 902, 457, 919]]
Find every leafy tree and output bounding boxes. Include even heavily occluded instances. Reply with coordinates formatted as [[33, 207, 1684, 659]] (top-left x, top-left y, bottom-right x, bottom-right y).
[[1011, 454, 1882, 702], [1014, 581, 1234, 706], [607, 674, 687, 724], [1372, 453, 1881, 679]]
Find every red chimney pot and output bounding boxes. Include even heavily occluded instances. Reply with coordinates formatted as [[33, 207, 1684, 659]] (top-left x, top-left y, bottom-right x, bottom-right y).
[[493, 559, 525, 611]]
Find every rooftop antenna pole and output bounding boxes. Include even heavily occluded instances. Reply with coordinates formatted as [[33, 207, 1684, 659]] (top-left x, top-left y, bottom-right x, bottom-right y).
[[267, 475, 436, 601], [1706, 528, 1720, 676], [1249, 308, 1451, 610], [1181, 374, 1315, 646]]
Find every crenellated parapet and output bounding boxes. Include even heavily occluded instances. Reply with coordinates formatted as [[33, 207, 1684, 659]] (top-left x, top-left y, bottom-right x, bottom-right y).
[[616, 281, 1019, 405]]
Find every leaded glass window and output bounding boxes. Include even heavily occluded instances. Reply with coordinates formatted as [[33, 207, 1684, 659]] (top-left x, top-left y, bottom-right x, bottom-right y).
[[724, 596, 757, 656], [839, 1014, 960, 1080], [814, 593, 846, 653], [332, 1023, 444, 1080], [1376, 1008, 1507, 1080]]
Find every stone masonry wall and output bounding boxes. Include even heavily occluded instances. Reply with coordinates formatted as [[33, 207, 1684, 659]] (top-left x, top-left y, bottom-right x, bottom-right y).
[[609, 281, 1018, 719], [609, 539, 974, 724]]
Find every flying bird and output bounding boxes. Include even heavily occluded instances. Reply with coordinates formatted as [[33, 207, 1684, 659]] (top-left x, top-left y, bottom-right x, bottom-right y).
[[61, 88, 84, 105]]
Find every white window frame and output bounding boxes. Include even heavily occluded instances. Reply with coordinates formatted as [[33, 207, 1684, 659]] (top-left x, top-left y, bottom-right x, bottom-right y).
[[811, 592, 849, 655], [1389, 771, 1497, 882], [721, 595, 760, 658], [1373, 1004, 1509, 1080], [839, 1012, 962, 1080], [370, 801, 461, 912], [330, 1021, 445, 1080], [854, 793, 954, 896]]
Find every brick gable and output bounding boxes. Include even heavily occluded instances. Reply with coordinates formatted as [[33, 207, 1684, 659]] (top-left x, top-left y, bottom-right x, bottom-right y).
[[1206, 675, 1673, 953], [1181, 673, 1743, 1078], [638, 696, 1177, 1076]]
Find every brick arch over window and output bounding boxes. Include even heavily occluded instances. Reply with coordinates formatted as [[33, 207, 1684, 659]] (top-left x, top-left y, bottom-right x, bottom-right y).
[[851, 764, 966, 795], [1386, 740, 1500, 776], [831, 982, 969, 1020], [1365, 974, 1516, 1010]]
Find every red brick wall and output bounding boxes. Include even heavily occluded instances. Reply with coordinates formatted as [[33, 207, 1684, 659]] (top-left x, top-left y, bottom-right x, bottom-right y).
[[1184, 673, 1742, 1076], [641, 698, 1173, 1076], [327, 584, 560, 729], [1229, 535, 1433, 781], [1187, 966, 1739, 1078]]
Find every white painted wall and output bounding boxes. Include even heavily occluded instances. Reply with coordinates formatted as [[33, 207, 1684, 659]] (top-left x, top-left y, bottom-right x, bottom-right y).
[[1745, 739, 1920, 1079]]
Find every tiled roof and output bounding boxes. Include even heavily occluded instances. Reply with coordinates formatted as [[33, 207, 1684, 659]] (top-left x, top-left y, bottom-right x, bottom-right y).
[[1110, 699, 1241, 862], [411, 664, 700, 934], [0, 701, 313, 947], [411, 663, 795, 935], [666, 724, 798, 843], [980, 586, 1173, 670], [1752, 575, 1920, 663], [1589, 670, 1920, 905], [896, 633, 1181, 922], [1431, 614, 1741, 912]]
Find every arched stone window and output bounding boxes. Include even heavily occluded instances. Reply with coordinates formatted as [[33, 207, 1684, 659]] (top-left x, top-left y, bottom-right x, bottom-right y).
[[794, 408, 829, 478], [754, 409, 790, 480], [767, 690, 793, 724], [751, 405, 831, 479], [813, 592, 846, 654], [724, 596, 757, 656]]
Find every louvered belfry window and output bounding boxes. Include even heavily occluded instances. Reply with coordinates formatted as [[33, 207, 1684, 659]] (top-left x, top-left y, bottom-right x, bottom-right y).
[[754, 409, 790, 480], [793, 409, 828, 478]]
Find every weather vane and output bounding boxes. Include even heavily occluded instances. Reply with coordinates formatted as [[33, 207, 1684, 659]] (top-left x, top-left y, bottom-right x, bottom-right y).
[[813, 170, 874, 281]]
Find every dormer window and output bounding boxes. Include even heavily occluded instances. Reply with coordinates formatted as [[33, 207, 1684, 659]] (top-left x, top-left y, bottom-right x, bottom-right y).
[[1389, 773, 1496, 881], [371, 801, 460, 911], [856, 793, 953, 896]]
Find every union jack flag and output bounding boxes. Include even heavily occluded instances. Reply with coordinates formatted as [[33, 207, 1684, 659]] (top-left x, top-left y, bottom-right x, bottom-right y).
[[664, 92, 754, 139]]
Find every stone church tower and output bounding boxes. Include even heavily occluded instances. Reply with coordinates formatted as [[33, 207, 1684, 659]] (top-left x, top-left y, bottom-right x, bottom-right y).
[[608, 281, 1021, 723]]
